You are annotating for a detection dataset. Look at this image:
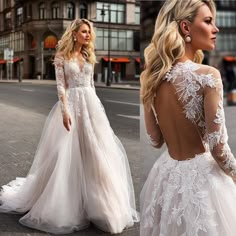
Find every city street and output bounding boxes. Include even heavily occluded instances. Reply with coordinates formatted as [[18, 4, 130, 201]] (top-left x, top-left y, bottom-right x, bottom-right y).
[[0, 83, 140, 236]]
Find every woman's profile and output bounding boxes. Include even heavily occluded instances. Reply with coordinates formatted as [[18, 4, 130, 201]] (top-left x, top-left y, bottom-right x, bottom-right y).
[[0, 19, 139, 234], [140, 0, 236, 235]]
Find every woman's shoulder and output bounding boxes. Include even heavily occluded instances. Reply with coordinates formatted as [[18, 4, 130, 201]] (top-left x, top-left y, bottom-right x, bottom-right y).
[[193, 63, 222, 89], [55, 52, 65, 60], [196, 63, 221, 78], [54, 52, 65, 67], [174, 60, 222, 88]]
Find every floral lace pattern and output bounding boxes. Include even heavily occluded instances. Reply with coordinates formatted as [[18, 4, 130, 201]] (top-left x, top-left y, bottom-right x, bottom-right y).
[[142, 152, 220, 236], [54, 56, 95, 115], [163, 60, 236, 180], [142, 60, 236, 236]]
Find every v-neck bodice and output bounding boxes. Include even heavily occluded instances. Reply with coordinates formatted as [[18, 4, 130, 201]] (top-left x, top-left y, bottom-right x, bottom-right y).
[[71, 57, 86, 72], [54, 56, 94, 90]]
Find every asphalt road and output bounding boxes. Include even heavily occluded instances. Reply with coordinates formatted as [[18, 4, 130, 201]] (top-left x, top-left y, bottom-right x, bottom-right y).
[[0, 83, 139, 140], [0, 83, 140, 236]]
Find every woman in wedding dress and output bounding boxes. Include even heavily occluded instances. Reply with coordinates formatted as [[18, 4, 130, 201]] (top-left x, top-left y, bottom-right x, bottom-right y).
[[0, 19, 139, 234], [140, 1, 236, 235]]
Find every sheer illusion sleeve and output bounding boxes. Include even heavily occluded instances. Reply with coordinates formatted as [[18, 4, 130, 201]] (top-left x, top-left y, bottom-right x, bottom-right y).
[[54, 55, 68, 114], [204, 68, 236, 180], [144, 104, 164, 148], [91, 71, 95, 90]]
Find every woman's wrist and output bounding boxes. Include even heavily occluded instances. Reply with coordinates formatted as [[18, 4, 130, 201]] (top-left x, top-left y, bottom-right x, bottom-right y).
[[60, 102, 69, 115]]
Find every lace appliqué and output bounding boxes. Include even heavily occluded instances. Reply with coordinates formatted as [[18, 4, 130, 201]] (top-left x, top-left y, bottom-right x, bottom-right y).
[[163, 60, 236, 180], [164, 62, 216, 128], [54, 56, 95, 116], [54, 56, 69, 114], [146, 134, 160, 147], [65, 60, 93, 88], [143, 156, 217, 235], [206, 88, 236, 180]]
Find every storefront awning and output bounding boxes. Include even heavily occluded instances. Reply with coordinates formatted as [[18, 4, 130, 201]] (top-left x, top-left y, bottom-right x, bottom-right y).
[[13, 57, 21, 62], [0, 59, 6, 64], [103, 57, 130, 63], [135, 58, 140, 63], [224, 56, 236, 62], [0, 58, 22, 64]]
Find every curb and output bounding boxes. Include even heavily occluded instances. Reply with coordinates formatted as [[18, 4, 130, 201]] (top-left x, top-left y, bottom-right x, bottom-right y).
[[0, 80, 140, 90]]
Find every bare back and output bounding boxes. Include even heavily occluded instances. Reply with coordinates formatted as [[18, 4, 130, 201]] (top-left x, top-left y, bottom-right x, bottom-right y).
[[155, 79, 205, 160], [144, 60, 236, 180]]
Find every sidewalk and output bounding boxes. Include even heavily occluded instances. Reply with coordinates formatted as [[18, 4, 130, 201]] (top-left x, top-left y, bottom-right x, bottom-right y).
[[0, 79, 140, 90]]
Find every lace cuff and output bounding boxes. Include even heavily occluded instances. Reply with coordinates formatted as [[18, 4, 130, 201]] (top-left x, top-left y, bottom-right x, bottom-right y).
[[144, 104, 164, 148], [146, 134, 162, 147]]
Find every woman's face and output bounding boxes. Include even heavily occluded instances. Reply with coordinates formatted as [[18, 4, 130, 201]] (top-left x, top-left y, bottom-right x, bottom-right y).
[[73, 23, 91, 46], [189, 4, 219, 51]]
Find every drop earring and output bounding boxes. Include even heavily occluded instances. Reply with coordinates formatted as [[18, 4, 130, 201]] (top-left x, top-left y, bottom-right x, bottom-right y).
[[74, 37, 77, 41], [185, 35, 191, 43]]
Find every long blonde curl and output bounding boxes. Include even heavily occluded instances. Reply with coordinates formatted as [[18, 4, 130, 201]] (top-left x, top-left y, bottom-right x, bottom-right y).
[[55, 19, 96, 64], [141, 0, 216, 109]]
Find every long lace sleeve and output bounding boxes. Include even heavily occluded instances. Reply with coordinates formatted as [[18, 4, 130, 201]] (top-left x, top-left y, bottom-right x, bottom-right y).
[[54, 55, 68, 114], [204, 68, 236, 180], [144, 104, 164, 148], [91, 72, 95, 90], [90, 64, 95, 91]]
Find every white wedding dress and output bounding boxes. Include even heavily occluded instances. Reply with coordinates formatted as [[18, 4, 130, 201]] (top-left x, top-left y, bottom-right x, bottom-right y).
[[140, 60, 236, 236], [0, 56, 139, 234]]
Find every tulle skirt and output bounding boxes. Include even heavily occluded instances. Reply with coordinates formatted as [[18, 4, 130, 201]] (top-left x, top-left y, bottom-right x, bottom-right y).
[[140, 150, 236, 236], [0, 87, 139, 234]]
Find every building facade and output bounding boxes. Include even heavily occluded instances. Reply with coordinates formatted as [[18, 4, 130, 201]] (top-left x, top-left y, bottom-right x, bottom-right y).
[[0, 0, 140, 82], [140, 1, 236, 76]]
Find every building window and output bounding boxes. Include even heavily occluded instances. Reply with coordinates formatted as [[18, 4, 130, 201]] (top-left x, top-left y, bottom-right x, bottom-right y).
[[80, 3, 87, 19], [52, 2, 60, 19], [4, 11, 12, 30], [216, 11, 236, 27], [66, 2, 74, 19], [135, 6, 140, 25], [16, 7, 23, 26], [133, 31, 140, 51], [216, 33, 236, 51], [11, 31, 24, 52], [39, 2, 46, 19], [3, 0, 11, 9], [28, 4, 32, 19], [96, 2, 125, 24], [218, 0, 236, 8], [96, 28, 134, 51]]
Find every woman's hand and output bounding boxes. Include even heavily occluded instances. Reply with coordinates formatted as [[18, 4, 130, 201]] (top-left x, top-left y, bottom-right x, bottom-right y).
[[63, 112, 72, 132]]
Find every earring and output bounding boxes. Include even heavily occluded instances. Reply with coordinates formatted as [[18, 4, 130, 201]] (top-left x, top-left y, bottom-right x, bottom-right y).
[[74, 37, 77, 41], [185, 35, 191, 43]]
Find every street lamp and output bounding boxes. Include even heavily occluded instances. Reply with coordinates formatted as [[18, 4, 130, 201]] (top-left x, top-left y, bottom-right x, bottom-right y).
[[101, 4, 111, 86], [41, 41, 44, 80]]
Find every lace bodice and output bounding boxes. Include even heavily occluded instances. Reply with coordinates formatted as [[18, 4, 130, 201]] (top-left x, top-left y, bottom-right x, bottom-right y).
[[145, 60, 236, 181], [54, 55, 95, 113]]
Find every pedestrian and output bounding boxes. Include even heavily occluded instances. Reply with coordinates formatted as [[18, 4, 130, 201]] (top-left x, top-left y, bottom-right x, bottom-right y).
[[140, 1, 236, 236], [0, 19, 139, 234], [225, 63, 236, 92]]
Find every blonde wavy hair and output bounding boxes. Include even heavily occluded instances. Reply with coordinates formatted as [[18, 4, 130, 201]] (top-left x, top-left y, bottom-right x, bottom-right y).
[[141, 0, 216, 108], [55, 19, 96, 64]]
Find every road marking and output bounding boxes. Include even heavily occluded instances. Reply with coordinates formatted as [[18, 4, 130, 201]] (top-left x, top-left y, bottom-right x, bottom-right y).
[[21, 88, 35, 92], [117, 114, 140, 120], [105, 99, 139, 106]]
